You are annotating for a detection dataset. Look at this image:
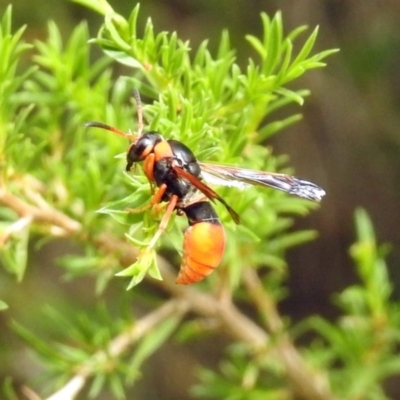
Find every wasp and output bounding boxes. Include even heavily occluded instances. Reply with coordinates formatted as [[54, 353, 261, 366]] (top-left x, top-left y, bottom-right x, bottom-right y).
[[86, 91, 325, 285]]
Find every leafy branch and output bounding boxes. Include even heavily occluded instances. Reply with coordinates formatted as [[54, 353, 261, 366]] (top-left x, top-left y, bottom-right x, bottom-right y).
[[7, 2, 400, 400], [74, 0, 337, 287]]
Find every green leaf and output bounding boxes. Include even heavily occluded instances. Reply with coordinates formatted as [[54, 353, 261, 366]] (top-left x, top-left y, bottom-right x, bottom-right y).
[[292, 26, 319, 66], [103, 15, 131, 51], [116, 247, 157, 289], [258, 113, 303, 139], [245, 35, 266, 59], [274, 87, 305, 105], [0, 218, 31, 281], [72, 0, 115, 15], [2, 377, 19, 400], [0, 300, 8, 311], [262, 12, 283, 74]]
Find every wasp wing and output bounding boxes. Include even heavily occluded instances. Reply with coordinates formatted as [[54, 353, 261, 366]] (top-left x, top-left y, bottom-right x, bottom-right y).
[[199, 162, 326, 202], [172, 166, 240, 224]]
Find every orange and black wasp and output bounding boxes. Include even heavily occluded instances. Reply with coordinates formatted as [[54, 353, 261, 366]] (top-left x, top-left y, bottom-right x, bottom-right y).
[[86, 91, 325, 285]]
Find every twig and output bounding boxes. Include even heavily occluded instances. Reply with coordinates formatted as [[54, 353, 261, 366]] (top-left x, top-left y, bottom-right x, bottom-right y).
[[46, 298, 189, 400], [96, 234, 268, 348], [21, 385, 42, 400], [0, 215, 32, 245], [0, 188, 81, 235], [243, 268, 336, 400], [151, 259, 269, 348], [1, 184, 336, 399]]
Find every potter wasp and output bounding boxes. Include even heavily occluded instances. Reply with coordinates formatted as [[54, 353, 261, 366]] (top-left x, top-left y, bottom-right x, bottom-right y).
[[86, 91, 325, 285]]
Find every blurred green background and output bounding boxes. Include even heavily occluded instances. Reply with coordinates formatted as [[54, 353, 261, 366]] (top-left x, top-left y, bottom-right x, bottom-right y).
[[1, 0, 400, 397]]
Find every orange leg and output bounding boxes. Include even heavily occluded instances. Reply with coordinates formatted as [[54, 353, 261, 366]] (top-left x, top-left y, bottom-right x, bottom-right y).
[[150, 183, 168, 205], [147, 194, 178, 249], [143, 153, 155, 183]]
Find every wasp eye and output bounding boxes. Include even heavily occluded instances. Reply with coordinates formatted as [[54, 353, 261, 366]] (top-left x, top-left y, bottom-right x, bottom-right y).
[[126, 133, 162, 169]]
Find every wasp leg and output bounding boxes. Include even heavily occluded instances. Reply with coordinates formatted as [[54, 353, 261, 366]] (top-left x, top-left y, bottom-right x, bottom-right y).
[[147, 194, 178, 249], [142, 153, 155, 183]]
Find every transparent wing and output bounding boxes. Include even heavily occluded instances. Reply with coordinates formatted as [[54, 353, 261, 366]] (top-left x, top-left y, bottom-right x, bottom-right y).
[[199, 162, 326, 202]]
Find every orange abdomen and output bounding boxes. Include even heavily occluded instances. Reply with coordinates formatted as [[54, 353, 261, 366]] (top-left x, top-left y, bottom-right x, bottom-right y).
[[176, 221, 225, 285]]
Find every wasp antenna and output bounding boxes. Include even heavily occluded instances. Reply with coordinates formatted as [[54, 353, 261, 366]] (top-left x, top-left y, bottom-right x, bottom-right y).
[[85, 121, 134, 141], [133, 89, 144, 137]]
